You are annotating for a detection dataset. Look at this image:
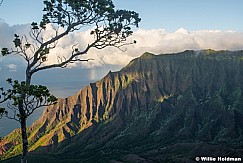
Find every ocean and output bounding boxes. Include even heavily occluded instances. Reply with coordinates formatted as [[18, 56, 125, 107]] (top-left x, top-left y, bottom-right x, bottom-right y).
[[0, 61, 122, 138], [0, 80, 96, 137]]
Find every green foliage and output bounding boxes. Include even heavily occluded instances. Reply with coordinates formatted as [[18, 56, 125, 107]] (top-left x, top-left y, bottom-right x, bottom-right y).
[[31, 22, 39, 30], [0, 107, 8, 118], [13, 34, 21, 47], [1, 48, 10, 56], [42, 0, 116, 27], [0, 1, 140, 162], [41, 0, 140, 39], [0, 78, 57, 120]]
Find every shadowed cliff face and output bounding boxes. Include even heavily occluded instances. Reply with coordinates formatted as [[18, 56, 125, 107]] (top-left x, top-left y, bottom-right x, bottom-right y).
[[1, 50, 243, 162]]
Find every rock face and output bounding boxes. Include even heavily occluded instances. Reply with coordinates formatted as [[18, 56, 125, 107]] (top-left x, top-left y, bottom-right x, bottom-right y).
[[1, 50, 243, 162]]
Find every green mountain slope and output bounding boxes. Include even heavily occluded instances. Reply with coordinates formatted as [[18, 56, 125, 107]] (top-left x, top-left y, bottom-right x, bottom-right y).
[[1, 50, 243, 162]]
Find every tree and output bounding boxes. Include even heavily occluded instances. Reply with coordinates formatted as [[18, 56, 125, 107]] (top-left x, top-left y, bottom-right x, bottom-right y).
[[0, 0, 140, 162]]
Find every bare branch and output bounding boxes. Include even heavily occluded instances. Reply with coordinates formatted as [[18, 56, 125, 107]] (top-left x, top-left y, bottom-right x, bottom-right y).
[[5, 114, 20, 122], [0, 2, 141, 162], [31, 44, 91, 73], [6, 103, 20, 122], [0, 88, 12, 104]]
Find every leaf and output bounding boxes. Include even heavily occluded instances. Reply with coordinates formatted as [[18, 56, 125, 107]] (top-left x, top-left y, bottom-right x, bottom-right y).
[[0, 107, 5, 113], [44, 48, 50, 54], [90, 31, 95, 35], [41, 56, 47, 62], [31, 22, 38, 26], [13, 38, 21, 47], [32, 26, 39, 30], [25, 43, 31, 48], [6, 78, 12, 84], [40, 21, 47, 29], [1, 48, 10, 56], [21, 81, 26, 86], [31, 22, 39, 30], [47, 95, 57, 103]]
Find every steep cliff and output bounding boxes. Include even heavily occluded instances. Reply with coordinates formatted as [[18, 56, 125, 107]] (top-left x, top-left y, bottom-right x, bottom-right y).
[[1, 50, 243, 162]]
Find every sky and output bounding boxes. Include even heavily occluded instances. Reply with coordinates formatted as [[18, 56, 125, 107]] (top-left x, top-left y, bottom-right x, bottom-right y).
[[0, 0, 243, 136], [114, 0, 243, 32], [0, 0, 243, 31], [0, 0, 243, 70]]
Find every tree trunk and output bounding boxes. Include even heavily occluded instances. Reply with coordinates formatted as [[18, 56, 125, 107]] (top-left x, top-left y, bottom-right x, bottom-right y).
[[19, 100, 28, 163], [18, 68, 32, 163]]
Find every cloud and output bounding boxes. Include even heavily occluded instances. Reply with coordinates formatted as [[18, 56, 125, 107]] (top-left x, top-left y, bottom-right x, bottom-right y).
[[78, 28, 243, 67], [1, 21, 243, 68], [128, 28, 243, 55], [7, 64, 17, 71], [0, 22, 31, 49]]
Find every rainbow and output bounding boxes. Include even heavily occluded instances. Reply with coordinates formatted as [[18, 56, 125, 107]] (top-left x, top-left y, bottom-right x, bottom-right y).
[[89, 68, 95, 80]]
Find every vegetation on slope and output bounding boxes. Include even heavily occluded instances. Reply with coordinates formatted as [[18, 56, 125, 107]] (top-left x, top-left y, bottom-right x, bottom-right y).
[[1, 50, 243, 162]]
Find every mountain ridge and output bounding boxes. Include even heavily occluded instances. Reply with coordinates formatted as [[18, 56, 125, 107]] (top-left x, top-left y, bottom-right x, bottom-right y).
[[1, 49, 243, 162]]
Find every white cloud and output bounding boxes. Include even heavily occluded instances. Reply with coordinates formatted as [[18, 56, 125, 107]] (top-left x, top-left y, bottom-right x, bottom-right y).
[[1, 21, 243, 68], [128, 28, 243, 55], [0, 22, 30, 49], [7, 64, 17, 72]]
